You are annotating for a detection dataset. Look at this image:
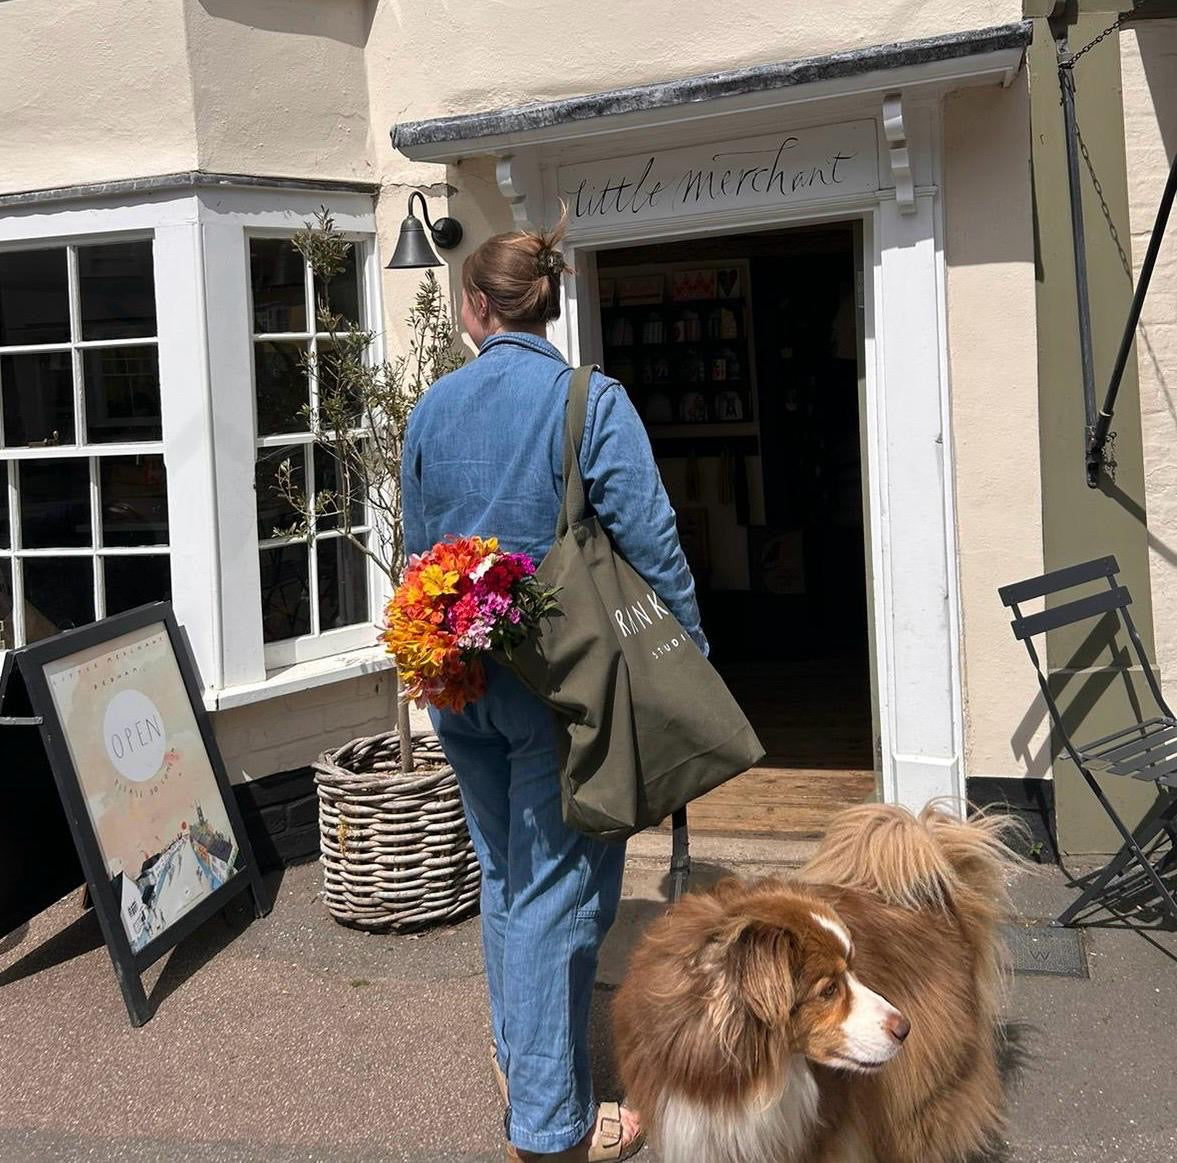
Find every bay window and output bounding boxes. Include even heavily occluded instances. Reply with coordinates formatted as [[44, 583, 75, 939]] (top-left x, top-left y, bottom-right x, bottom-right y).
[[0, 239, 170, 648]]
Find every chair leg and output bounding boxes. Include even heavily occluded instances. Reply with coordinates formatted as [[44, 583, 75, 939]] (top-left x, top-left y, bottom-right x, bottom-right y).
[[1056, 778, 1177, 928]]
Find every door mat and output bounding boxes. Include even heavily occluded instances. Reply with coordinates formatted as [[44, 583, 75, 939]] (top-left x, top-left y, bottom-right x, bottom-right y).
[[1003, 922, 1089, 978]]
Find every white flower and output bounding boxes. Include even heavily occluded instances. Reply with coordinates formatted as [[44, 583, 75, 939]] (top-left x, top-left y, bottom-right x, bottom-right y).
[[470, 554, 497, 583]]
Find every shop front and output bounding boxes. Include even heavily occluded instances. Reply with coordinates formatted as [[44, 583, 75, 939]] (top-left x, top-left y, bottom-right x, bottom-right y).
[[393, 22, 1033, 829]]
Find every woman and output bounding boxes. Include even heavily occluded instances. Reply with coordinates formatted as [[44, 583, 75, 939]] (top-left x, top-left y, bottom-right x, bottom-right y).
[[401, 217, 705, 1162]]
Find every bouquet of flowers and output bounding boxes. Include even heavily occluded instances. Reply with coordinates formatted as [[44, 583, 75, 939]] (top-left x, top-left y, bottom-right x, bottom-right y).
[[382, 536, 559, 713]]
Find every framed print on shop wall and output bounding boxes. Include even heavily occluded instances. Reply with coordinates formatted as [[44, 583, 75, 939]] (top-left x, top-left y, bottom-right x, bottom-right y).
[[10, 602, 270, 1026]]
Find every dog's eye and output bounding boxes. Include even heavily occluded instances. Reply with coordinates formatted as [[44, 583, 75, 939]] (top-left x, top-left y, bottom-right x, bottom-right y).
[[820, 981, 839, 1000]]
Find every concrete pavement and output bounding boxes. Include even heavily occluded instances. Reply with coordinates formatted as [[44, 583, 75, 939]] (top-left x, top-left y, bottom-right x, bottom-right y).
[[0, 834, 1174, 1162]]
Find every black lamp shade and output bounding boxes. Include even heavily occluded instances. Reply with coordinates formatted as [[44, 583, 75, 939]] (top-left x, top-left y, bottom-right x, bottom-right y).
[[387, 214, 442, 269]]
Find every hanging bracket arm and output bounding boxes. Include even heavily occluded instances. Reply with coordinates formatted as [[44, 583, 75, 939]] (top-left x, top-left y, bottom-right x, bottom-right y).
[[1086, 149, 1177, 487]]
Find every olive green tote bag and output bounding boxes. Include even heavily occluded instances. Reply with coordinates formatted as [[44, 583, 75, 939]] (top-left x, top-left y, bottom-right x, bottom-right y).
[[508, 366, 765, 841]]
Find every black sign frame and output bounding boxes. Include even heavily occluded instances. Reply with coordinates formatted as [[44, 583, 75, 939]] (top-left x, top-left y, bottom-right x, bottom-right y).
[[3, 602, 270, 1026]]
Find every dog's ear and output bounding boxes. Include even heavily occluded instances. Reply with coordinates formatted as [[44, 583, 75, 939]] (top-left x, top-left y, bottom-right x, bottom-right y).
[[717, 915, 796, 1026]]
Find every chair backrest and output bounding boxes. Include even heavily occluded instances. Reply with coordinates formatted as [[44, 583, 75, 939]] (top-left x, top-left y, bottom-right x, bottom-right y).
[[998, 554, 1172, 725]]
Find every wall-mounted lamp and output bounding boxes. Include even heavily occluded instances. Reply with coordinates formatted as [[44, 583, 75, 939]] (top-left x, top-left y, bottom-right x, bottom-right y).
[[386, 190, 463, 269]]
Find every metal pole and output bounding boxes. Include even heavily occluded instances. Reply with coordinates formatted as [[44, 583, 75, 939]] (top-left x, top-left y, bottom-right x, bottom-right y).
[[1058, 51, 1099, 439], [1087, 149, 1177, 485], [669, 806, 691, 903]]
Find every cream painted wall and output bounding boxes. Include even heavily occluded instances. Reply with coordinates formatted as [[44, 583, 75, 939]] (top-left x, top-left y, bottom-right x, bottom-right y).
[[1122, 22, 1177, 692], [366, 1, 1023, 134], [942, 78, 1049, 780], [0, 0, 198, 195], [182, 0, 376, 180]]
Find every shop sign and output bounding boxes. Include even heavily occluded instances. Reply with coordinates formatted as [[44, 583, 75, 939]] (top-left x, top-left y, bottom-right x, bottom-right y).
[[560, 119, 879, 232]]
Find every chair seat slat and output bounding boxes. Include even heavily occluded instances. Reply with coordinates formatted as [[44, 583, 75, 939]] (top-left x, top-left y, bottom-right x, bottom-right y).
[[1087, 722, 1177, 764], [1079, 716, 1170, 753], [1011, 586, 1131, 641], [1111, 740, 1177, 776], [998, 555, 1119, 607], [1124, 754, 1177, 784]]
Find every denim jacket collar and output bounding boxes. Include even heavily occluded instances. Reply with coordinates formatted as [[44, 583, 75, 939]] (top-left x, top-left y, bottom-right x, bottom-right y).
[[478, 331, 567, 363]]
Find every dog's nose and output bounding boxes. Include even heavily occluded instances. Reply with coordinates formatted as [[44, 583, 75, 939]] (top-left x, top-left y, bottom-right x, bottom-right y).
[[886, 1013, 911, 1043]]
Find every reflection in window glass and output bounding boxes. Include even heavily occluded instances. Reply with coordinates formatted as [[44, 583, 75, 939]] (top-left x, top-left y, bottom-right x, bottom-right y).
[[24, 557, 94, 642], [78, 241, 157, 341], [255, 444, 307, 540], [20, 459, 91, 549], [104, 555, 171, 616], [313, 448, 365, 532], [260, 544, 311, 642], [100, 455, 168, 546], [0, 558, 12, 649], [0, 249, 70, 346], [1, 351, 75, 446], [0, 462, 8, 549], [314, 245, 361, 329], [83, 346, 162, 443], [255, 342, 310, 437], [250, 238, 307, 334], [318, 534, 369, 632]]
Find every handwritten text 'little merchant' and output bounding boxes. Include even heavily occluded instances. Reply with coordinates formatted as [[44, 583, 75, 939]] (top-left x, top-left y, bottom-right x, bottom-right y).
[[569, 139, 857, 219]]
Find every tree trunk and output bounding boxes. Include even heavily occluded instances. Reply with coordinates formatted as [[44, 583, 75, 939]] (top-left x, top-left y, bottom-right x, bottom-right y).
[[395, 666, 415, 774]]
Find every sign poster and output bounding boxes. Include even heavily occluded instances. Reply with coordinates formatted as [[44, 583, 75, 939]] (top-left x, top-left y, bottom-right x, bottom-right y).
[[559, 119, 880, 234], [42, 622, 238, 953]]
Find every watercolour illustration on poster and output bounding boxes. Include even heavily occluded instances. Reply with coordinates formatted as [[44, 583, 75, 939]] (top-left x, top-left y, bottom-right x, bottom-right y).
[[42, 623, 238, 953]]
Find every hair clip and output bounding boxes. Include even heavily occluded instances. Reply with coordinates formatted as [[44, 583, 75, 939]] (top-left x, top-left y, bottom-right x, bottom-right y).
[[536, 248, 566, 277]]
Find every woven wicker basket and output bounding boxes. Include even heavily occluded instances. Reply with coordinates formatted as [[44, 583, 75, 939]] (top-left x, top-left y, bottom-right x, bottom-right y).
[[314, 731, 480, 932]]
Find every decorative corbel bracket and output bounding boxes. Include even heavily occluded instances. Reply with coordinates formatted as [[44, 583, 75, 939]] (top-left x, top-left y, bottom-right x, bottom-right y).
[[496, 153, 544, 230], [882, 93, 915, 215]]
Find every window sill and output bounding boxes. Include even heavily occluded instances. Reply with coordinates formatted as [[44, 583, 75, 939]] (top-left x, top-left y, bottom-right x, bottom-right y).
[[205, 644, 394, 712]]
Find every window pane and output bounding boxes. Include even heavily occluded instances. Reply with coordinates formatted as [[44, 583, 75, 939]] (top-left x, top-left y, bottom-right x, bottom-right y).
[[255, 341, 310, 437], [255, 443, 307, 540], [104, 555, 171, 616], [315, 244, 361, 329], [1, 351, 75, 446], [0, 463, 8, 549], [20, 459, 91, 548], [0, 249, 69, 345], [313, 448, 366, 532], [100, 454, 168, 546], [318, 534, 370, 632], [24, 557, 94, 642], [78, 241, 157, 341], [83, 346, 161, 442], [251, 239, 307, 334], [260, 544, 310, 642], [0, 558, 12, 650], [315, 340, 364, 429]]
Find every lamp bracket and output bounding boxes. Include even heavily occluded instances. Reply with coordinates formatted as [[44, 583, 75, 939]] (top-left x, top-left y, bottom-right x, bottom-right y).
[[882, 93, 916, 215]]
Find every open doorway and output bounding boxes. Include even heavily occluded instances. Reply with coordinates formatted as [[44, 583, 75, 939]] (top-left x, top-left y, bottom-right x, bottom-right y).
[[595, 223, 876, 838]]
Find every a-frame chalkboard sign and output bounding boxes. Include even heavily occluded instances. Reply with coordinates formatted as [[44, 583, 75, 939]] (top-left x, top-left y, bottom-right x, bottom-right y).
[[0, 602, 270, 1027]]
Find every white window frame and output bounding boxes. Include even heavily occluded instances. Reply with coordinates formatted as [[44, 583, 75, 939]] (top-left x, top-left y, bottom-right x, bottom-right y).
[[0, 182, 387, 703], [247, 229, 382, 670], [0, 232, 169, 648]]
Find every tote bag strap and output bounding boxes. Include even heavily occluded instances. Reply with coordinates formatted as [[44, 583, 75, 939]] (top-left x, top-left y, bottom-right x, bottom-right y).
[[557, 365, 597, 538]]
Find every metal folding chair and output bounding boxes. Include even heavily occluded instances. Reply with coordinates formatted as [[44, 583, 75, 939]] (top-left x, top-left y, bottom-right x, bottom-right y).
[[999, 554, 1177, 928]]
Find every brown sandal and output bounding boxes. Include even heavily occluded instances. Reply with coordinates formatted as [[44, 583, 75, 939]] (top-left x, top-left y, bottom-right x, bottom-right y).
[[505, 1101, 645, 1161]]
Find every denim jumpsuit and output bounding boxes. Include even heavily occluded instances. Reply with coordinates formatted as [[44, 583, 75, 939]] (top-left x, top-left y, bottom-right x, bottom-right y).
[[401, 332, 705, 1153]]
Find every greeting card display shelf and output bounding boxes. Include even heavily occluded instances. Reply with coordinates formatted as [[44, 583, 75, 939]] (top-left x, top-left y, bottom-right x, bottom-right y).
[[598, 258, 759, 441]]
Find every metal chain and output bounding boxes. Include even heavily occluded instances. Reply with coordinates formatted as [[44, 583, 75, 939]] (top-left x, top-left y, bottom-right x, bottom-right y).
[[1063, 0, 1158, 68]]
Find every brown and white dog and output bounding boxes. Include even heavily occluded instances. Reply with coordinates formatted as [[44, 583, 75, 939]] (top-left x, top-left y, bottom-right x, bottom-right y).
[[612, 803, 1023, 1163]]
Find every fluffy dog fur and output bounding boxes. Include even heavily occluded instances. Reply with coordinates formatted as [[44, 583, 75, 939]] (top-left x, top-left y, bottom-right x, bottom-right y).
[[612, 803, 1023, 1163]]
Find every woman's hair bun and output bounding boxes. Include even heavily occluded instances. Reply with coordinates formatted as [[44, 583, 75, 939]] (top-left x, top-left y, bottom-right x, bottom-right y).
[[461, 204, 574, 326]]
